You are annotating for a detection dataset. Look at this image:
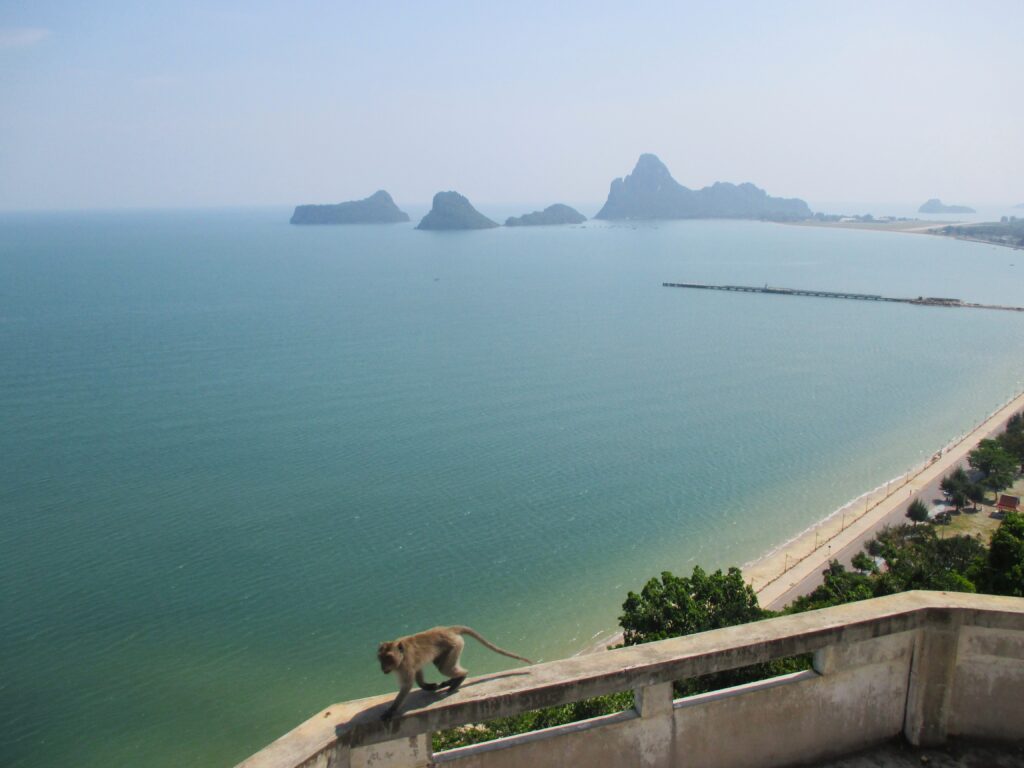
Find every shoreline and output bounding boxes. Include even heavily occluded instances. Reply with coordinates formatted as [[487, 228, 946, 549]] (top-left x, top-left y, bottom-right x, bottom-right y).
[[747, 387, 1024, 608], [582, 387, 1024, 654], [788, 219, 953, 234], [787, 218, 1024, 252]]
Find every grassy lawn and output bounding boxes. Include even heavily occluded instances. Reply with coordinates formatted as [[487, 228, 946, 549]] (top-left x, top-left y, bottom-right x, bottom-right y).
[[942, 476, 1023, 545]]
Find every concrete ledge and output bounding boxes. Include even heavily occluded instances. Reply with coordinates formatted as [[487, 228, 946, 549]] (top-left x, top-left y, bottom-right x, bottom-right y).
[[237, 592, 1024, 768], [433, 709, 638, 763], [672, 669, 820, 709]]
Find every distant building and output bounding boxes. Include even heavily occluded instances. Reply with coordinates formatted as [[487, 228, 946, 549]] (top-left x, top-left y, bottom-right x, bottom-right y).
[[996, 494, 1020, 513]]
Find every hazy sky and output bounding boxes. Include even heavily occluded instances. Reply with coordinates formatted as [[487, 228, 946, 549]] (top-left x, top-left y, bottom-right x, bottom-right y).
[[2, 1, 1022, 210]]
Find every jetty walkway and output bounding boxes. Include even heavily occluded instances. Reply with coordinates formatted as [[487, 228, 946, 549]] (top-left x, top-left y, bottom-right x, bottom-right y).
[[662, 282, 1024, 313]]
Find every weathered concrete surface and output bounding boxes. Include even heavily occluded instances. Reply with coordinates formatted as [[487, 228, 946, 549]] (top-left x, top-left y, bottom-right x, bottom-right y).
[[237, 592, 1024, 768], [813, 737, 1024, 767], [949, 625, 1024, 741], [905, 613, 963, 747], [351, 735, 430, 768], [673, 632, 916, 768]]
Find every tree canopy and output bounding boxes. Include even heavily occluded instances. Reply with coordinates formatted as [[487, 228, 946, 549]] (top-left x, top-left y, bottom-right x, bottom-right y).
[[997, 413, 1024, 463], [983, 512, 1024, 597], [906, 498, 929, 523], [786, 560, 874, 612], [619, 566, 803, 695], [968, 439, 1018, 493], [940, 467, 984, 510], [619, 566, 764, 645]]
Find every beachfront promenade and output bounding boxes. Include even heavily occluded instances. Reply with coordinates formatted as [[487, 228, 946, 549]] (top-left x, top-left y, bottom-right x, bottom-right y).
[[238, 592, 1024, 768], [746, 389, 1024, 609]]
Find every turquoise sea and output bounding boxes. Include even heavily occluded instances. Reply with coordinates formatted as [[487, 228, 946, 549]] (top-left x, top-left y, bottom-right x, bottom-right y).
[[2, 208, 1023, 767]]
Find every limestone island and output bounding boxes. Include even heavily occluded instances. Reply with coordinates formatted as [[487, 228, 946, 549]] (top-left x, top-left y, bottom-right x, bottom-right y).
[[918, 199, 975, 214], [416, 191, 498, 230], [505, 204, 587, 227], [595, 154, 812, 221], [290, 190, 409, 225]]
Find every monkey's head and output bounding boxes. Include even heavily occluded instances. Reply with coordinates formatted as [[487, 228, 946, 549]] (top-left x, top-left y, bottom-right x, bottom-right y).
[[377, 641, 404, 673]]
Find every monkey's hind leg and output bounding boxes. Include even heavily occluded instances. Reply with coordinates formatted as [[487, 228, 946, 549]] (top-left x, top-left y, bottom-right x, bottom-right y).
[[442, 674, 467, 692], [416, 669, 441, 692], [435, 646, 468, 692]]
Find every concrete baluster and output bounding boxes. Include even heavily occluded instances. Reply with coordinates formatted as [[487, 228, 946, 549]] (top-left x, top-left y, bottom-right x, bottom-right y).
[[634, 682, 674, 768], [904, 613, 963, 747]]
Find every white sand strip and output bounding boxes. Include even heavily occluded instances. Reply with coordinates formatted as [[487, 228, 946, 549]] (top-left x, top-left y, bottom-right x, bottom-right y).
[[747, 390, 1024, 608]]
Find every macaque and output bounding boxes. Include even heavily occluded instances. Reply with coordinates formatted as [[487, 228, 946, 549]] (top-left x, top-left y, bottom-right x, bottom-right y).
[[377, 625, 531, 720]]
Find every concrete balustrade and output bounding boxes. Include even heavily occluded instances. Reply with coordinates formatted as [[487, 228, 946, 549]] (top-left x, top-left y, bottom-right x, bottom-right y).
[[237, 592, 1024, 768]]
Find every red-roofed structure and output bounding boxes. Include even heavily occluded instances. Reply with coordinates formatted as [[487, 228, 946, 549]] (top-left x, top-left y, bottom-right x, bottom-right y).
[[996, 494, 1020, 513]]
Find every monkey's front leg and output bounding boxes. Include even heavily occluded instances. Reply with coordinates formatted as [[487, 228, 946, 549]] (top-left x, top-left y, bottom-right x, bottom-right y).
[[381, 683, 412, 721]]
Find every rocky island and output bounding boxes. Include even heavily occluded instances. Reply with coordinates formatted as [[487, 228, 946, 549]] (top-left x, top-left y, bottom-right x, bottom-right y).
[[416, 191, 498, 230], [505, 204, 587, 227], [290, 190, 409, 225], [918, 199, 976, 214], [595, 154, 812, 221]]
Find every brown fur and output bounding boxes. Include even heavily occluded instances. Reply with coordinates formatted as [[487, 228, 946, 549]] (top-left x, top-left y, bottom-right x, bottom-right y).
[[377, 625, 531, 720]]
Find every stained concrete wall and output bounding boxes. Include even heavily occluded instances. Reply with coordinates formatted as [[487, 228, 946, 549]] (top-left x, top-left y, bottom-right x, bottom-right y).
[[238, 593, 1024, 768], [432, 633, 919, 768], [672, 631, 916, 768], [948, 624, 1024, 740]]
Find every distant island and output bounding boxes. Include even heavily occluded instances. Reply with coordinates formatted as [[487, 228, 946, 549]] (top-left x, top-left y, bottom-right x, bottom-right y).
[[918, 198, 975, 214], [1015, 203, 1024, 210], [416, 191, 498, 230], [290, 190, 409, 225], [505, 204, 586, 227], [595, 154, 812, 221]]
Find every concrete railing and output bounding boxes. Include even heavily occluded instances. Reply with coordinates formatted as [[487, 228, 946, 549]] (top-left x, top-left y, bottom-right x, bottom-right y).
[[238, 592, 1024, 768]]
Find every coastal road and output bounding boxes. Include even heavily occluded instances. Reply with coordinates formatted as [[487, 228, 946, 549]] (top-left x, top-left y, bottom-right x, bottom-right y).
[[754, 393, 1024, 611], [763, 466, 960, 610]]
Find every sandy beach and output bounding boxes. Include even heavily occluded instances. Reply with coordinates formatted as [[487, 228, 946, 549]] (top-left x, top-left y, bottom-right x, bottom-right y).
[[789, 219, 954, 234], [583, 388, 1024, 654], [789, 218, 1024, 252], [746, 388, 1024, 608]]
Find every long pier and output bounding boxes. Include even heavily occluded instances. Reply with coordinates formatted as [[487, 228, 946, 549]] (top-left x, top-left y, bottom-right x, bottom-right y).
[[662, 282, 1024, 313]]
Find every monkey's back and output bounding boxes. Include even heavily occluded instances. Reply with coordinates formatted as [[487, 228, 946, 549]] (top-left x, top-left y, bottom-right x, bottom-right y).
[[402, 626, 464, 665]]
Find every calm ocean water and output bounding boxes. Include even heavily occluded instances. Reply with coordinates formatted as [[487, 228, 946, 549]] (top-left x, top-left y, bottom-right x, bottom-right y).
[[2, 208, 1023, 767]]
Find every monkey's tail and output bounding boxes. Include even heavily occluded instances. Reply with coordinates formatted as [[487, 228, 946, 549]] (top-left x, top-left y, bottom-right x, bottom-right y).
[[452, 626, 533, 664]]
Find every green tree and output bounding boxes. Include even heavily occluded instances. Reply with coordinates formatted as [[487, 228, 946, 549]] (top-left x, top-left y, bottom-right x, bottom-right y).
[[983, 512, 1024, 597], [940, 467, 971, 511], [619, 567, 804, 695], [906, 498, 929, 524], [998, 428, 1024, 464], [620, 566, 764, 644], [966, 481, 987, 509], [997, 412, 1024, 464], [851, 551, 878, 574], [871, 524, 984, 594], [968, 439, 1018, 493], [786, 561, 873, 612]]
